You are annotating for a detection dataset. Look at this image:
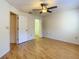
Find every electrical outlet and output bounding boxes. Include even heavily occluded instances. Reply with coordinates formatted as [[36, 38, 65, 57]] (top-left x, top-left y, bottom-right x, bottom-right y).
[[75, 37, 78, 40]]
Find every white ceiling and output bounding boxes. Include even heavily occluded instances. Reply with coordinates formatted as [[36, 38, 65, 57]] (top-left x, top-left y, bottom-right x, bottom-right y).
[[7, 0, 79, 13]]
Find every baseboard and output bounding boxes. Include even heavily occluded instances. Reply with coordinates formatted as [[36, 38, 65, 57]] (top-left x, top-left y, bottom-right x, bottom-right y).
[[17, 39, 33, 45], [17, 37, 43, 44], [0, 49, 10, 59], [10, 43, 17, 45], [43, 37, 79, 45]]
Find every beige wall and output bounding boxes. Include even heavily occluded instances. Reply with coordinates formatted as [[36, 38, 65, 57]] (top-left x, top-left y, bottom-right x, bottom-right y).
[[42, 9, 79, 44]]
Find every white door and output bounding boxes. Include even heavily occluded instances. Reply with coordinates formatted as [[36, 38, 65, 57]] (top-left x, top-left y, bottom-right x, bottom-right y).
[[18, 16, 28, 43]]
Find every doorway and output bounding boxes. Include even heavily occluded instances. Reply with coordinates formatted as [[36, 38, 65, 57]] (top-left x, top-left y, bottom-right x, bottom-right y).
[[10, 12, 19, 44], [35, 19, 41, 39]]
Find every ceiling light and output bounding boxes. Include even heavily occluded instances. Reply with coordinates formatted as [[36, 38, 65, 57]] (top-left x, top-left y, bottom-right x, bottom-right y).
[[42, 6, 47, 13], [42, 9, 47, 13]]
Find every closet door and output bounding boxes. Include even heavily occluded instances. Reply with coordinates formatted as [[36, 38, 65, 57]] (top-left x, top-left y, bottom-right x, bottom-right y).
[[18, 16, 28, 43]]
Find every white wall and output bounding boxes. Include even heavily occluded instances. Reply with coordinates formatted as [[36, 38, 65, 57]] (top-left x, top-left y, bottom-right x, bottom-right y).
[[26, 14, 35, 40], [0, 0, 10, 57], [0, 0, 35, 57], [42, 9, 79, 44]]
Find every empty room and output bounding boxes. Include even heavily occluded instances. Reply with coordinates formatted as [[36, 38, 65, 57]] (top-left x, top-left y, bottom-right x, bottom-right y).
[[0, 0, 79, 59]]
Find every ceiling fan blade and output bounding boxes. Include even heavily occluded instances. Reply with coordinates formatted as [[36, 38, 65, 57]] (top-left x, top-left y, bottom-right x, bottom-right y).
[[48, 6, 57, 9], [32, 9, 41, 11], [47, 10, 52, 13], [40, 12, 42, 14], [41, 3, 48, 6]]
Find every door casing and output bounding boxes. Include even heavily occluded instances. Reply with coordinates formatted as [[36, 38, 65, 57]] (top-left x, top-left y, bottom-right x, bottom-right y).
[[10, 12, 19, 44]]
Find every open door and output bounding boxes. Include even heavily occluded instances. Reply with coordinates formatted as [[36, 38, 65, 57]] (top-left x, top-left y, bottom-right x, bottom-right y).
[[10, 12, 19, 44]]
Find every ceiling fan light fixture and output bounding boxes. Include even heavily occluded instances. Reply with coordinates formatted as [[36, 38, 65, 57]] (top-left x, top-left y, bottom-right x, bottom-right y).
[[42, 6, 47, 13], [42, 9, 47, 13], [33, 3, 57, 14]]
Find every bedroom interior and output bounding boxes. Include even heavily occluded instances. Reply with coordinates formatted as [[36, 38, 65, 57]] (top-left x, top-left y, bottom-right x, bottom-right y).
[[0, 0, 79, 59]]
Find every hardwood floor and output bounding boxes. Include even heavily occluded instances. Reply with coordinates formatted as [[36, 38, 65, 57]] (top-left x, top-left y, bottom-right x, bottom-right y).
[[2, 38, 79, 59]]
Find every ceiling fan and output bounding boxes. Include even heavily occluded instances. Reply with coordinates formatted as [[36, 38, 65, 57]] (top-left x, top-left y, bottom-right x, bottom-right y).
[[33, 3, 57, 14]]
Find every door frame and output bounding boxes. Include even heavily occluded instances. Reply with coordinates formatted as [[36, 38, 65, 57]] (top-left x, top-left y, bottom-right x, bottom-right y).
[[35, 19, 42, 38], [10, 12, 19, 44]]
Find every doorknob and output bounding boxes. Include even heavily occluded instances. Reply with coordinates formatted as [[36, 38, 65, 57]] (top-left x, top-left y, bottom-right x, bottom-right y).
[[6, 26, 9, 29]]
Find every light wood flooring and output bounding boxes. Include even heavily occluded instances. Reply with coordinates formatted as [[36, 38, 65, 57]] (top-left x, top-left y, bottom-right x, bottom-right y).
[[2, 38, 79, 59]]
